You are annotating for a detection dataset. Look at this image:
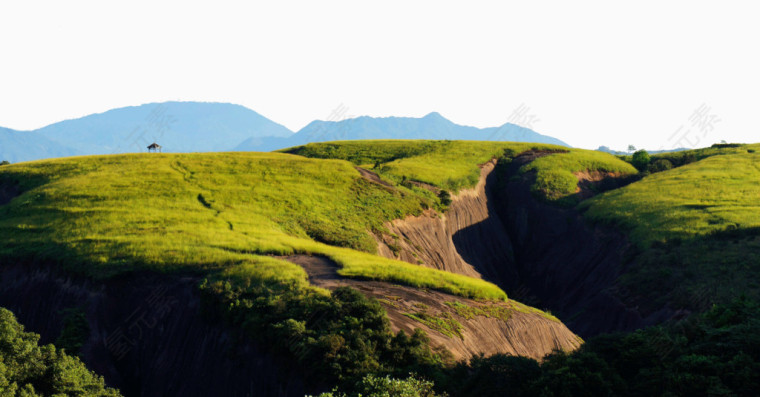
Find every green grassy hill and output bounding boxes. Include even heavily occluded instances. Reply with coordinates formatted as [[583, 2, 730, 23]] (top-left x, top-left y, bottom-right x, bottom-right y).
[[582, 145, 760, 245], [284, 140, 637, 200], [0, 152, 508, 300], [2, 140, 760, 396], [0, 141, 638, 301], [580, 143, 760, 312], [4, 140, 755, 314]]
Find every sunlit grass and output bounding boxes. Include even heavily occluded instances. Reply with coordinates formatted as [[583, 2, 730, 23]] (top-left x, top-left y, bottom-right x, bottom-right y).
[[0, 142, 646, 301], [580, 148, 760, 246], [283, 140, 551, 191], [521, 150, 638, 201], [284, 140, 633, 200], [0, 151, 507, 300]]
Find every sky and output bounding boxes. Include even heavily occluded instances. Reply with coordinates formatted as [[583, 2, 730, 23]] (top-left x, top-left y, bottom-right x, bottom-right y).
[[0, 1, 757, 150]]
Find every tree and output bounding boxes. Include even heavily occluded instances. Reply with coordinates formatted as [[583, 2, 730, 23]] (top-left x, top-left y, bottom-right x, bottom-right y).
[[0, 160, 9, 166], [0, 307, 121, 396], [631, 150, 650, 171], [627, 145, 636, 154]]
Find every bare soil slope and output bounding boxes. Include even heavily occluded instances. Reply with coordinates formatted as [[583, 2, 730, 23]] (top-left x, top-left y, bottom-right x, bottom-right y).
[[375, 160, 518, 289], [283, 254, 581, 361], [374, 151, 660, 337]]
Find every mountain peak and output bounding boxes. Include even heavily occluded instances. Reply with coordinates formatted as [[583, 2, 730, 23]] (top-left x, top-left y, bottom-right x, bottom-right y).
[[422, 111, 446, 120]]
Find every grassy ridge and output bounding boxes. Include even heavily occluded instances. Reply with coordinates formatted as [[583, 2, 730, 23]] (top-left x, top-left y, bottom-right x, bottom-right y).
[[579, 145, 760, 313], [580, 149, 760, 245], [0, 152, 506, 300], [520, 150, 638, 202], [632, 143, 758, 166], [285, 141, 635, 200], [284, 140, 552, 191], [0, 143, 639, 300], [329, 247, 507, 300]]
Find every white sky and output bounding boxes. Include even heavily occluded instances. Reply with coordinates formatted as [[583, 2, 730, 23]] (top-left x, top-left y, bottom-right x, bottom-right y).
[[1, 1, 757, 150]]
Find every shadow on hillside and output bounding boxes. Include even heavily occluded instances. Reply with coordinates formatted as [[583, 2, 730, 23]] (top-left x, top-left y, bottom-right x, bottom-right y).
[[617, 226, 760, 317], [0, 178, 20, 206]]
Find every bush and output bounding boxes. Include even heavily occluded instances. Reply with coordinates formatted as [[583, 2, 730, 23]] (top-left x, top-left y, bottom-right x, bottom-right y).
[[316, 374, 443, 397], [648, 159, 673, 173], [437, 190, 452, 207], [631, 150, 650, 172], [711, 143, 742, 149]]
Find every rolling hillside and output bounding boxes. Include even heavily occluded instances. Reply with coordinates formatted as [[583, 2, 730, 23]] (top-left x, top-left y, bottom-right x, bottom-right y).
[[2, 140, 759, 396], [580, 143, 760, 314], [0, 142, 585, 395], [286, 140, 760, 396], [289, 141, 760, 330]]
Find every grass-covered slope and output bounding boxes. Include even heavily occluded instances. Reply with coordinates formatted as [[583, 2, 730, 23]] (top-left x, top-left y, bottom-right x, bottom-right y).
[[0, 152, 505, 300], [283, 140, 526, 191], [284, 140, 636, 200], [581, 146, 760, 246], [579, 144, 760, 312], [520, 150, 638, 202], [623, 142, 759, 169]]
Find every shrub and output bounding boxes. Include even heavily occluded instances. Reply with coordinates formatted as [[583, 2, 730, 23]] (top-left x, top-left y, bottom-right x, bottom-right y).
[[648, 159, 673, 173], [437, 190, 452, 207], [316, 374, 443, 397], [631, 150, 650, 172], [711, 143, 743, 149]]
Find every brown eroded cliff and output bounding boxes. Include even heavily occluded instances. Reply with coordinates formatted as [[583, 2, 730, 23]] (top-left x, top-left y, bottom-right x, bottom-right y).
[[375, 160, 518, 290], [372, 152, 660, 337], [283, 254, 581, 361]]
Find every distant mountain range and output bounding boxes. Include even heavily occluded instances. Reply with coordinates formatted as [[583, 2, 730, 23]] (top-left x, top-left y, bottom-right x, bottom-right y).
[[235, 111, 568, 151], [0, 102, 569, 163], [0, 127, 79, 163], [595, 146, 688, 156]]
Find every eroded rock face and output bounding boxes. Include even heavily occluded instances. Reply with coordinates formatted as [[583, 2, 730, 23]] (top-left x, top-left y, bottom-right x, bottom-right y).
[[494, 153, 674, 336], [375, 153, 668, 337], [0, 263, 304, 397], [282, 255, 581, 361], [376, 161, 518, 290]]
